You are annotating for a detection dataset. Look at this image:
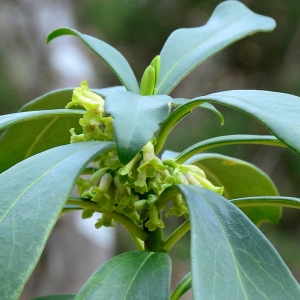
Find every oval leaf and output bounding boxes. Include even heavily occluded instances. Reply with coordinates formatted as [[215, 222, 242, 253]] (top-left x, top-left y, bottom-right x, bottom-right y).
[[186, 153, 281, 225], [231, 196, 300, 210], [47, 28, 139, 93], [0, 141, 114, 300], [156, 1, 275, 94], [192, 90, 300, 156], [105, 90, 171, 165], [76, 251, 171, 300], [93, 86, 126, 98], [175, 134, 283, 163], [155, 101, 225, 153], [0, 89, 81, 173], [0, 109, 84, 131], [178, 185, 300, 299]]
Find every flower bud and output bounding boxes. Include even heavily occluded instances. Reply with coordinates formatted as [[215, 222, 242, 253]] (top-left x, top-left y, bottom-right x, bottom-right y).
[[150, 55, 160, 88], [140, 65, 156, 96], [145, 207, 164, 231], [66, 81, 105, 112], [99, 173, 113, 192]]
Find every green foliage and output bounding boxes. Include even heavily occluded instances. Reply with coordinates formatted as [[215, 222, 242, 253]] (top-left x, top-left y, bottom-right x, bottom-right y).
[[0, 142, 114, 299], [156, 0, 275, 94], [32, 295, 76, 300], [76, 251, 171, 300], [184, 152, 281, 225], [1, 1, 300, 299], [180, 186, 300, 299]]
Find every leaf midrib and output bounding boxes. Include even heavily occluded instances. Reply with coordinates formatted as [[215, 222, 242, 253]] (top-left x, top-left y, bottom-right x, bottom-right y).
[[156, 12, 250, 93], [123, 252, 155, 299], [190, 185, 275, 299]]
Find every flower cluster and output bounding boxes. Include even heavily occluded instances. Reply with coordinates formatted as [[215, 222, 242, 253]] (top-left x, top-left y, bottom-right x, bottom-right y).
[[67, 81, 113, 143], [67, 81, 223, 231]]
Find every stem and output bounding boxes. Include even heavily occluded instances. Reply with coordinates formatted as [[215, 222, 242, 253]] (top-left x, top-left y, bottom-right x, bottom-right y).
[[175, 134, 284, 164], [67, 199, 149, 241], [170, 272, 192, 300], [67, 198, 99, 210], [144, 212, 164, 252], [231, 196, 300, 209], [163, 219, 190, 252], [60, 205, 82, 217]]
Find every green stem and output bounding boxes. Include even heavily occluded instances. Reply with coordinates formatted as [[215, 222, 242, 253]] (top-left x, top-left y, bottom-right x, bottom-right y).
[[170, 272, 192, 300], [60, 205, 82, 217], [231, 196, 300, 209], [163, 219, 190, 252], [175, 134, 284, 164], [67, 198, 99, 210], [67, 199, 149, 241], [144, 212, 164, 252]]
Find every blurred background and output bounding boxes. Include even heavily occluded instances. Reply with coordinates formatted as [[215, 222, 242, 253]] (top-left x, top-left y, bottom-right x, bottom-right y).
[[1, 0, 300, 299]]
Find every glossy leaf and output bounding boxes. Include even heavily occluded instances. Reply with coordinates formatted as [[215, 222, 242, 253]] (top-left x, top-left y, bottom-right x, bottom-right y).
[[170, 272, 191, 300], [175, 134, 284, 163], [231, 196, 300, 210], [76, 251, 171, 300], [171, 99, 224, 125], [173, 89, 300, 155], [0, 109, 84, 131], [186, 153, 280, 225], [156, 1, 275, 94], [105, 90, 171, 165], [0, 141, 114, 300], [198, 102, 224, 125], [93, 86, 126, 98], [32, 294, 76, 300], [0, 89, 81, 173], [47, 28, 139, 93], [155, 101, 225, 154], [178, 185, 300, 299]]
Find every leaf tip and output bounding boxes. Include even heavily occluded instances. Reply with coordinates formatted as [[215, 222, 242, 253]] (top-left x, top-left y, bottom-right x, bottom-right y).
[[46, 27, 77, 44]]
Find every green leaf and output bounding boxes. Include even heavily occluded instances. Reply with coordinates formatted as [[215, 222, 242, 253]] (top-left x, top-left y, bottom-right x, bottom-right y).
[[105, 90, 171, 165], [93, 86, 126, 98], [198, 103, 224, 125], [178, 185, 300, 299], [175, 134, 284, 163], [32, 294, 76, 300], [0, 141, 114, 300], [156, 1, 275, 94], [0, 88, 82, 173], [231, 196, 300, 210], [47, 28, 139, 93], [76, 251, 171, 300], [170, 272, 191, 300], [155, 101, 224, 154], [171, 99, 224, 124], [23, 88, 74, 110], [0, 109, 84, 131], [191, 90, 300, 155], [186, 153, 281, 225]]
